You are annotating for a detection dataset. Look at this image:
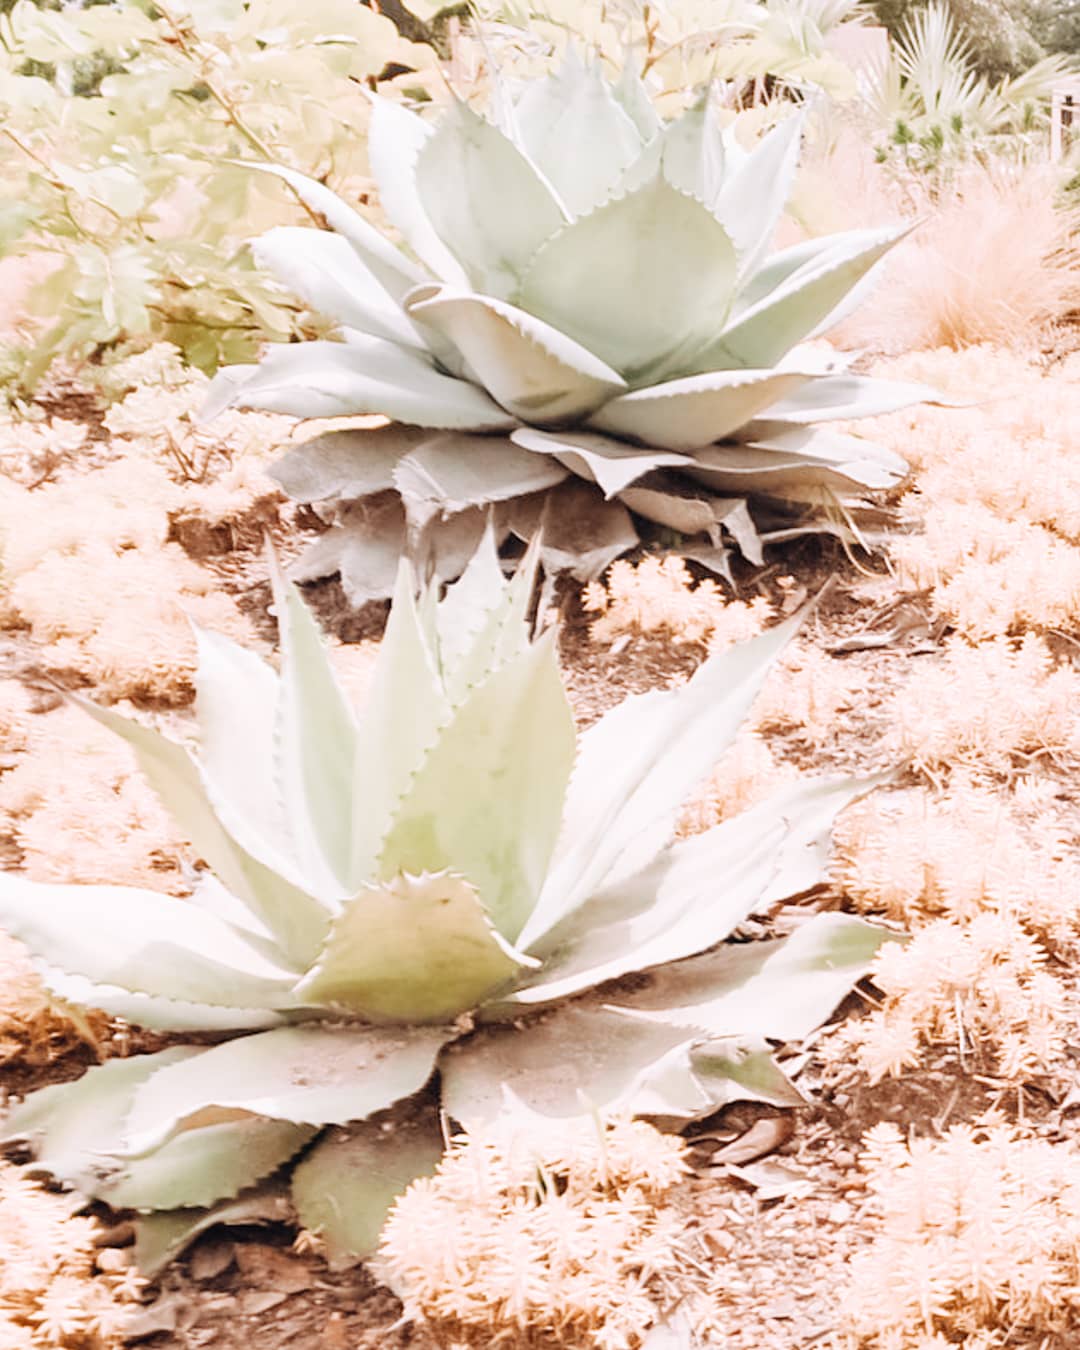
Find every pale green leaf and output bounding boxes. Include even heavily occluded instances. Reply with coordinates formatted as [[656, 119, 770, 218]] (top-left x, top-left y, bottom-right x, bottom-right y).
[[291, 1114, 444, 1268], [741, 425, 908, 485], [134, 1186, 294, 1278], [239, 161, 427, 300], [72, 695, 330, 967], [294, 871, 533, 1021], [760, 373, 944, 423], [124, 1024, 451, 1153], [612, 63, 662, 142], [696, 225, 906, 370], [518, 173, 738, 383], [735, 229, 887, 313], [435, 533, 538, 706], [0, 875, 301, 1012], [503, 478, 639, 581], [2, 1049, 197, 1184], [348, 563, 448, 887], [394, 432, 569, 513], [588, 368, 815, 451], [30, 962, 286, 1033], [442, 1005, 800, 1129], [612, 912, 898, 1041], [367, 95, 470, 287], [269, 552, 357, 894], [225, 338, 517, 428], [414, 101, 565, 300], [1, 1046, 312, 1209], [252, 226, 428, 350], [661, 96, 725, 207], [518, 616, 798, 952], [433, 527, 509, 674], [105, 1118, 316, 1212], [514, 57, 643, 217], [713, 114, 803, 276], [513, 777, 874, 1004], [292, 497, 407, 605], [404, 285, 627, 425], [271, 425, 427, 505], [510, 427, 692, 498], [376, 633, 576, 944], [683, 436, 905, 498]]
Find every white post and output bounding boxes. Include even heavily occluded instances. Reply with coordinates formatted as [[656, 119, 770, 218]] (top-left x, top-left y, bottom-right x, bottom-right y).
[[1052, 88, 1065, 162]]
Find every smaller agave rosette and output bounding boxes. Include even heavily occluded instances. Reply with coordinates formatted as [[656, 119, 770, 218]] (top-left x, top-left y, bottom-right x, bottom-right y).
[[207, 57, 940, 603]]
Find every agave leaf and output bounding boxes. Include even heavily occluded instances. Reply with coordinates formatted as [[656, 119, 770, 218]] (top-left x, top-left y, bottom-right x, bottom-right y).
[[735, 227, 894, 314], [517, 172, 738, 384], [367, 95, 470, 288], [268, 553, 357, 894], [200, 365, 259, 423], [661, 95, 725, 208], [393, 432, 570, 513], [290, 496, 407, 605], [712, 114, 803, 276], [513, 58, 643, 217], [437, 533, 540, 706], [617, 481, 733, 542], [698, 225, 907, 370], [411, 507, 491, 586], [513, 777, 874, 1004], [73, 696, 330, 968], [221, 337, 517, 429], [5, 1043, 311, 1211], [0, 875, 301, 1011], [108, 1118, 316, 1212], [742, 426, 908, 487], [348, 564, 449, 888], [612, 63, 663, 142], [511, 427, 692, 498], [252, 227, 428, 351], [294, 871, 534, 1022], [134, 1184, 294, 1278], [123, 1024, 451, 1154], [271, 426, 426, 506], [191, 629, 284, 860], [518, 616, 797, 953], [405, 286, 627, 425], [414, 100, 565, 300], [442, 1004, 799, 1130], [377, 632, 576, 944], [611, 911, 898, 1040], [291, 1114, 445, 1267], [759, 373, 948, 423], [683, 439, 902, 498], [239, 161, 427, 300], [30, 963, 287, 1033], [2, 1048, 197, 1181], [503, 479, 639, 581], [589, 368, 815, 451], [433, 526, 509, 673]]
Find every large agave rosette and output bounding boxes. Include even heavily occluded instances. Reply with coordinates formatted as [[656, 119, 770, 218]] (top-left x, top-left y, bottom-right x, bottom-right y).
[[0, 538, 891, 1273], [205, 58, 937, 602]]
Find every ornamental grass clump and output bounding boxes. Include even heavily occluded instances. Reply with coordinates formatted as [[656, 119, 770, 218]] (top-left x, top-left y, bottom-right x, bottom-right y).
[[0, 536, 888, 1273], [206, 56, 941, 602]]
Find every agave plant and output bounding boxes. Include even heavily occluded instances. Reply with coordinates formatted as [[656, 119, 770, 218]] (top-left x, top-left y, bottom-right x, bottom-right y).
[[865, 1, 1073, 169], [204, 56, 942, 604], [0, 539, 889, 1274]]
